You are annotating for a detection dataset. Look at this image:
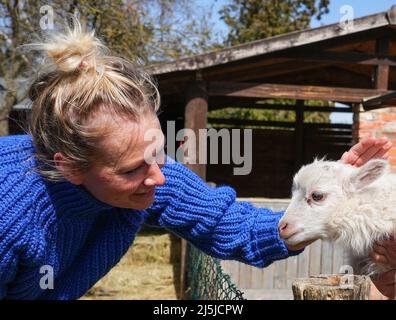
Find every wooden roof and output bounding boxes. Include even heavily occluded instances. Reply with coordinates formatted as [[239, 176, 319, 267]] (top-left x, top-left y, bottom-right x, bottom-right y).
[[148, 7, 395, 75], [147, 5, 396, 111]]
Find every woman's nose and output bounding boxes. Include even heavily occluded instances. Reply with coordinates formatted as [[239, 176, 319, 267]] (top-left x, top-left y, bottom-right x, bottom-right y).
[[144, 163, 165, 187]]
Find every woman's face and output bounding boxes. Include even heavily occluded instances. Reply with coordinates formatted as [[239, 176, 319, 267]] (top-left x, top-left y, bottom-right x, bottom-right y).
[[70, 112, 166, 210]]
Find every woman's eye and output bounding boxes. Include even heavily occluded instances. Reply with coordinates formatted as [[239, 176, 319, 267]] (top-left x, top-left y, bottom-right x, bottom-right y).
[[124, 166, 141, 175], [311, 191, 324, 202]]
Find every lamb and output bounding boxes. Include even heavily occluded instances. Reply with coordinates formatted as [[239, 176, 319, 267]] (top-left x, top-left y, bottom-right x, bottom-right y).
[[278, 158, 396, 275]]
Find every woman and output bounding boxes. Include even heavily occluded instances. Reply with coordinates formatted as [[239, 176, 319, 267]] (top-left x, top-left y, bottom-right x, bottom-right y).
[[0, 22, 391, 300]]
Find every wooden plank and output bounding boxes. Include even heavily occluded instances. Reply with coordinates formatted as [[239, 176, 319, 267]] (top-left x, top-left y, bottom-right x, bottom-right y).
[[285, 51, 396, 66], [332, 239, 346, 274], [208, 81, 390, 103], [262, 262, 274, 289], [273, 260, 287, 289], [362, 91, 396, 110], [309, 240, 322, 276], [238, 263, 252, 289], [286, 255, 298, 289], [208, 118, 352, 129], [208, 101, 353, 113], [297, 246, 310, 278], [250, 266, 264, 289], [220, 260, 240, 287], [321, 239, 334, 274], [221, 60, 331, 82]]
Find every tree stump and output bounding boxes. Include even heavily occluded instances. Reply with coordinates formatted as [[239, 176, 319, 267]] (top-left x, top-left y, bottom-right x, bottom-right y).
[[292, 275, 371, 300]]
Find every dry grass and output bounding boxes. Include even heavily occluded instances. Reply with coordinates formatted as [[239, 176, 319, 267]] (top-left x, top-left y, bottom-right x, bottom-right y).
[[81, 229, 181, 300]]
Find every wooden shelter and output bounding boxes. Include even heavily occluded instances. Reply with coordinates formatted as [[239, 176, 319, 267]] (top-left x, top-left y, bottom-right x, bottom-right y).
[[146, 5, 396, 200]]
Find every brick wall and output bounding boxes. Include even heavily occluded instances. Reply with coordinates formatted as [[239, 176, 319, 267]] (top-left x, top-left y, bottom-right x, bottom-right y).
[[357, 107, 396, 172]]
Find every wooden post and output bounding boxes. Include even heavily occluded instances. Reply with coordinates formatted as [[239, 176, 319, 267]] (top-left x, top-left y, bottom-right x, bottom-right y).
[[292, 275, 371, 300], [179, 78, 208, 299], [352, 103, 360, 144], [294, 100, 304, 172], [184, 80, 208, 179], [374, 37, 389, 90]]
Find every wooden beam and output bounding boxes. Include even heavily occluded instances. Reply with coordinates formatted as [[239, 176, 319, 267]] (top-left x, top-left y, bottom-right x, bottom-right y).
[[352, 103, 360, 144], [209, 60, 331, 82], [208, 97, 353, 112], [362, 91, 396, 110], [284, 51, 396, 66], [184, 83, 208, 178], [208, 102, 353, 113], [208, 81, 390, 103], [180, 80, 208, 300], [208, 118, 352, 129], [374, 38, 390, 90], [295, 100, 304, 171]]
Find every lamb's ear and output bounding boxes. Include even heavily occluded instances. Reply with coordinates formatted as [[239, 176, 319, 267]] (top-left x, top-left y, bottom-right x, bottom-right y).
[[348, 159, 388, 191]]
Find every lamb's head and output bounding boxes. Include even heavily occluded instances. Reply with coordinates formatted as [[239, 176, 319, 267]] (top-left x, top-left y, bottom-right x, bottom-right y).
[[278, 158, 389, 248]]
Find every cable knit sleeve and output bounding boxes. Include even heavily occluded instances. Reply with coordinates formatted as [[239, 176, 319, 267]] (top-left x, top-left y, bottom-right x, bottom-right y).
[[145, 157, 302, 268], [0, 240, 19, 299], [0, 192, 26, 299]]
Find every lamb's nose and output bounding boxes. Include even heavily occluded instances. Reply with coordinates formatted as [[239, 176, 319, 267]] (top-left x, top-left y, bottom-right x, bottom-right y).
[[278, 221, 288, 239]]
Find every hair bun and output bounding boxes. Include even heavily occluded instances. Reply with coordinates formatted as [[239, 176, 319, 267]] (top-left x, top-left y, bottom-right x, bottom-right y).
[[31, 19, 106, 73]]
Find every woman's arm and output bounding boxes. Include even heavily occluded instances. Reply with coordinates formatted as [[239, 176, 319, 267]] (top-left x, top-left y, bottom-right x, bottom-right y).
[[0, 234, 20, 299], [145, 157, 299, 268]]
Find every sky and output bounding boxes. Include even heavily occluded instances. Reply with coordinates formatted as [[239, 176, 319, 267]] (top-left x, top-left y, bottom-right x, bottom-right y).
[[204, 0, 396, 124]]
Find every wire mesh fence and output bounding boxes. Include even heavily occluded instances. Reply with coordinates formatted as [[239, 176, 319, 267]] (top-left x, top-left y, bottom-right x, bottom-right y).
[[186, 244, 245, 300]]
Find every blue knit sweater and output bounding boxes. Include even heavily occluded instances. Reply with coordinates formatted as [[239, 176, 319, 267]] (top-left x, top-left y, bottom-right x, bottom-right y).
[[0, 134, 300, 300]]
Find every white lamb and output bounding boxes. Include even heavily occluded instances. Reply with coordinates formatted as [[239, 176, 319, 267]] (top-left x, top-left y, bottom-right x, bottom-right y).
[[278, 158, 396, 275]]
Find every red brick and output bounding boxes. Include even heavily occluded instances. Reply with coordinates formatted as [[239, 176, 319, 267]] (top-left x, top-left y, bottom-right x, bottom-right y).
[[381, 113, 396, 122], [359, 121, 384, 129]]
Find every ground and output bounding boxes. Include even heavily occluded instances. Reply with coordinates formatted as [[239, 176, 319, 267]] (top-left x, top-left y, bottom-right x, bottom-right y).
[[81, 228, 181, 300]]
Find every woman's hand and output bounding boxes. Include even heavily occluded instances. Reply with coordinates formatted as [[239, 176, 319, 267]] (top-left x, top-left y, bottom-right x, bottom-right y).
[[340, 137, 392, 167], [370, 238, 396, 267], [370, 238, 396, 299], [371, 269, 396, 299], [339, 137, 392, 167]]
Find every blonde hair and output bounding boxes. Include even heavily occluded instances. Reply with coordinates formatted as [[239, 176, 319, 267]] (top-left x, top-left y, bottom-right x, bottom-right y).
[[25, 20, 160, 182]]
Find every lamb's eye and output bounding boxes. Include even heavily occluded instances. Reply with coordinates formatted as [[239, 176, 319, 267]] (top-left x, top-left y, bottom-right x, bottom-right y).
[[311, 191, 324, 202]]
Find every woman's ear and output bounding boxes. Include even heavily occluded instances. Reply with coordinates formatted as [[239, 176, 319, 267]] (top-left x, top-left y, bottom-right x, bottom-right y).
[[53, 152, 85, 185]]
